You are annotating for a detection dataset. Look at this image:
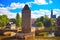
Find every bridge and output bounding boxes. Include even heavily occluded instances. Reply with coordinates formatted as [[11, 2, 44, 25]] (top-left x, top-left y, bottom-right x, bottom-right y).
[[0, 29, 17, 35], [35, 30, 60, 36]]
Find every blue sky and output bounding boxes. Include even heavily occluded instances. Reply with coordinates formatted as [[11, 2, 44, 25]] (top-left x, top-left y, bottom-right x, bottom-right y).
[[0, 0, 60, 18]]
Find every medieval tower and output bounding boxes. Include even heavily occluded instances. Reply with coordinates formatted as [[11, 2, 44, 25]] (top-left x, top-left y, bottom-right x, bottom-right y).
[[22, 4, 31, 33]]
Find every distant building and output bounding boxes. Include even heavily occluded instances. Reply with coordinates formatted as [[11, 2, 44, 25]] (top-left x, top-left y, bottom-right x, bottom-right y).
[[6, 22, 11, 28], [6, 22, 16, 30], [10, 23, 16, 30], [51, 10, 56, 19], [32, 19, 36, 27]]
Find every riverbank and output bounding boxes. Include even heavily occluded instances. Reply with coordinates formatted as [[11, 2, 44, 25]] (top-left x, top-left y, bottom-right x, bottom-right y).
[[0, 36, 60, 40], [36, 36, 60, 40], [0, 36, 11, 40]]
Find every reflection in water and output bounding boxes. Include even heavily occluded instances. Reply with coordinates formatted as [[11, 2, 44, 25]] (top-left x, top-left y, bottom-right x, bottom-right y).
[[0, 32, 60, 40], [47, 32, 55, 37], [3, 38, 25, 40]]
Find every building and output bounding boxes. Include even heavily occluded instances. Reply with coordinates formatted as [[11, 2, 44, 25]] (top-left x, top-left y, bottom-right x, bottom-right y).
[[51, 10, 56, 19], [22, 4, 31, 33], [10, 23, 16, 30], [55, 16, 60, 36], [6, 22, 16, 30], [56, 16, 60, 30], [16, 5, 35, 40]]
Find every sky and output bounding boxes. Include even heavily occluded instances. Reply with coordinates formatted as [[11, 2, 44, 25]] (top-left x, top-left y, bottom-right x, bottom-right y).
[[0, 0, 60, 18]]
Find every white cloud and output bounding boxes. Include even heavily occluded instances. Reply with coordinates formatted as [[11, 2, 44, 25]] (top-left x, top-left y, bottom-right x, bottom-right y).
[[9, 0, 53, 10], [0, 7, 16, 18], [25, 2, 31, 7], [4, 0, 53, 10], [10, 2, 25, 9], [31, 9, 60, 18], [31, 9, 51, 18], [0, 4, 4, 6], [0, 7, 23, 19], [53, 9, 60, 17], [34, 0, 48, 5], [49, 0, 53, 4], [0, 7, 60, 19], [29, 0, 53, 5], [0, 7, 50, 19], [10, 2, 31, 9]]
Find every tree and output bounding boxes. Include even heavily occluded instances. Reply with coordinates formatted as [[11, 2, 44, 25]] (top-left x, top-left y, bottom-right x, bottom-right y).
[[44, 19, 51, 27], [36, 18, 40, 22], [36, 22, 44, 27], [44, 15, 52, 27], [40, 16, 45, 23], [20, 18, 22, 26], [39, 22, 44, 27], [0, 15, 9, 27], [9, 18, 16, 23], [2, 15, 9, 26], [0, 15, 3, 27], [44, 15, 49, 20], [35, 15, 55, 28], [36, 16, 45, 27], [50, 18, 55, 31], [16, 13, 20, 27], [50, 18, 55, 26]]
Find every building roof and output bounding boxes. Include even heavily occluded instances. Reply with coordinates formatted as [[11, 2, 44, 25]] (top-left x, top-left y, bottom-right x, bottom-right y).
[[22, 4, 31, 11]]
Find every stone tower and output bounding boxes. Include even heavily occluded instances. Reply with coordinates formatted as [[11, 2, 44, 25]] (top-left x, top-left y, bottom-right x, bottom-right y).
[[22, 4, 31, 33]]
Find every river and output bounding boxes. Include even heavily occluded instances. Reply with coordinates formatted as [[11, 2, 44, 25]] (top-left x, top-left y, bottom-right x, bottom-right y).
[[0, 32, 60, 40], [0, 36, 60, 40]]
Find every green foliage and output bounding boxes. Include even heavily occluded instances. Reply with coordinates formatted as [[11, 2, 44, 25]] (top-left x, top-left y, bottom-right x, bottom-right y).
[[40, 16, 45, 23], [39, 22, 44, 27], [36, 22, 40, 27], [36, 22, 44, 27], [9, 18, 16, 23], [20, 18, 22, 26], [50, 18, 55, 26], [36, 15, 55, 28], [36, 16, 45, 23], [16, 13, 21, 27], [0, 15, 9, 27], [50, 18, 56, 31], [36, 18, 40, 22], [44, 19, 51, 27], [44, 15, 49, 20], [36, 16, 45, 27]]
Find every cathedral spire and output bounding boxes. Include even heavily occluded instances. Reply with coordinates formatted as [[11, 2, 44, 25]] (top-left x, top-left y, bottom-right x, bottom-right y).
[[51, 10, 53, 18]]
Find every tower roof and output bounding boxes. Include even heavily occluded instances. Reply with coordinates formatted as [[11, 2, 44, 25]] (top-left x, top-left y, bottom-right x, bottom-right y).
[[22, 4, 31, 11]]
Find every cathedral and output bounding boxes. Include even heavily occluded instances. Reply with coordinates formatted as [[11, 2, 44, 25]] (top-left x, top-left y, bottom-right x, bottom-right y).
[[51, 10, 56, 19]]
